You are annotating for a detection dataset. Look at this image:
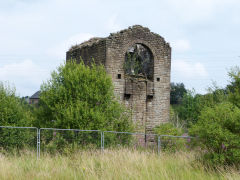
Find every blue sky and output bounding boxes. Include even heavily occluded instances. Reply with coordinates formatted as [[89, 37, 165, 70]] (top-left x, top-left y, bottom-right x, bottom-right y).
[[0, 0, 239, 96]]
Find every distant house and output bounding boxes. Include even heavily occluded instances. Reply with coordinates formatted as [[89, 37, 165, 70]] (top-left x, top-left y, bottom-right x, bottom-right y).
[[29, 91, 40, 105]]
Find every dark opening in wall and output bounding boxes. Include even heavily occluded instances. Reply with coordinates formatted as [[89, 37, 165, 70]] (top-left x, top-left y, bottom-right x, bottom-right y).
[[147, 95, 153, 101], [124, 44, 154, 80], [157, 77, 160, 82], [117, 74, 121, 79], [124, 94, 131, 100]]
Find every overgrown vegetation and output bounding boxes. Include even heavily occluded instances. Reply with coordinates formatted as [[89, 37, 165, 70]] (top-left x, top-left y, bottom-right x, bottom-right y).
[[1, 58, 240, 169], [0, 82, 35, 151], [154, 123, 188, 152], [189, 102, 240, 166], [34, 60, 133, 150], [0, 82, 33, 127], [170, 82, 187, 105], [35, 60, 132, 132], [0, 149, 239, 180], [169, 66, 240, 167], [124, 44, 153, 80]]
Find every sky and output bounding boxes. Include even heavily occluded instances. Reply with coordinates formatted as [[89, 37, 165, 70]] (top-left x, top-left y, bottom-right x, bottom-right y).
[[0, 0, 239, 97]]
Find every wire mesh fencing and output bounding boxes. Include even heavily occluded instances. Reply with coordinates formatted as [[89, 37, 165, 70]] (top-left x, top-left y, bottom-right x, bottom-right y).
[[102, 131, 160, 153], [0, 126, 38, 155], [0, 126, 195, 158], [158, 135, 196, 153], [39, 128, 102, 156]]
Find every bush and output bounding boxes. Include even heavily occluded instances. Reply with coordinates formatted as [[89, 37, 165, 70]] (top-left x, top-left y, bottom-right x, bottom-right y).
[[189, 102, 240, 167], [35, 61, 133, 150], [154, 123, 188, 152], [0, 82, 33, 126], [227, 66, 240, 108], [0, 82, 35, 151], [175, 86, 228, 127], [40, 130, 101, 154], [170, 106, 186, 129]]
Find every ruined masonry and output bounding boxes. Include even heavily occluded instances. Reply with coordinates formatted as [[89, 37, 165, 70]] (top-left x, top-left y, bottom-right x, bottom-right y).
[[66, 25, 171, 135]]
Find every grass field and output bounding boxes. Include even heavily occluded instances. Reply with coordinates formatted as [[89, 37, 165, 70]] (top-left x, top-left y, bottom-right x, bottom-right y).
[[0, 149, 239, 180]]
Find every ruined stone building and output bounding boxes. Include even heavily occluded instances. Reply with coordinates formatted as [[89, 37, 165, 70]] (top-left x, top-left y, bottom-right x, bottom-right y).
[[66, 25, 171, 134]]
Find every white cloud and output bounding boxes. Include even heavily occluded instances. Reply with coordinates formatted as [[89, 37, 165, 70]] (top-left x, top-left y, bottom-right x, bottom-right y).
[[48, 33, 94, 59], [166, 0, 238, 22], [105, 14, 122, 32], [172, 60, 208, 78], [0, 60, 50, 96], [172, 39, 191, 52]]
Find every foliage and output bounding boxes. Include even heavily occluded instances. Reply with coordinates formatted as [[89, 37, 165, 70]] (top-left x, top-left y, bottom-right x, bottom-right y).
[[175, 87, 228, 127], [170, 82, 187, 105], [124, 52, 142, 77], [169, 106, 186, 128], [227, 66, 240, 108], [0, 82, 35, 151], [35, 60, 133, 148], [154, 123, 187, 152], [189, 102, 240, 166], [173, 90, 201, 126], [124, 45, 153, 80], [40, 130, 101, 154], [1, 150, 239, 180], [155, 123, 183, 136], [0, 82, 33, 126]]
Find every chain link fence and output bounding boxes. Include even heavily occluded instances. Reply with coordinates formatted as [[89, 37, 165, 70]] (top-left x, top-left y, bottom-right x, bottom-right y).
[[103, 131, 160, 153], [0, 126, 38, 156], [158, 135, 196, 153], [0, 126, 194, 159], [39, 128, 101, 156]]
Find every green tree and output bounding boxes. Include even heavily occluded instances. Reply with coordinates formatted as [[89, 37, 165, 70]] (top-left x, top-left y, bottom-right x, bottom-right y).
[[175, 86, 227, 127], [189, 102, 240, 166], [0, 82, 33, 126], [227, 66, 240, 108], [35, 61, 132, 132], [154, 123, 186, 152], [0, 82, 35, 151], [175, 90, 201, 126], [189, 67, 240, 166], [170, 82, 187, 105]]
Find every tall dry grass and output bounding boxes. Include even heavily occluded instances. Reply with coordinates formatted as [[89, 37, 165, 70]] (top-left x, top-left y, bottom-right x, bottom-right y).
[[0, 149, 239, 180]]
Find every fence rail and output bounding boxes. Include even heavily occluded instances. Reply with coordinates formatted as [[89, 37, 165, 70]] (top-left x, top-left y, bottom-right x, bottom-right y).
[[0, 126, 194, 159]]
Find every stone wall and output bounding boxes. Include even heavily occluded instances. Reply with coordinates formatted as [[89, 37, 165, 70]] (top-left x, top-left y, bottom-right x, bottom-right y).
[[66, 25, 171, 135], [66, 38, 106, 66]]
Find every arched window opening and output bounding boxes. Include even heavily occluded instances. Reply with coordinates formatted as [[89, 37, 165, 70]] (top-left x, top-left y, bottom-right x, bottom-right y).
[[124, 44, 153, 80]]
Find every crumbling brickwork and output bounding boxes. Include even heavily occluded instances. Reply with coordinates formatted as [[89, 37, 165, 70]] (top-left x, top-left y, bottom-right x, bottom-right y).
[[66, 25, 171, 135]]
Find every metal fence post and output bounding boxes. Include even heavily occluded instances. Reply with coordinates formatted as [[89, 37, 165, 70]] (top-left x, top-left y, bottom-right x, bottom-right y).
[[101, 131, 102, 151], [37, 128, 38, 159], [39, 129, 41, 158], [101, 131, 104, 152], [37, 129, 41, 159], [157, 136, 161, 155]]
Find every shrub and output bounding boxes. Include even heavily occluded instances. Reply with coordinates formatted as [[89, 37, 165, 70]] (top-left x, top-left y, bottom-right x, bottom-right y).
[[154, 123, 187, 152], [227, 66, 240, 108], [189, 102, 240, 166], [175, 86, 228, 127], [0, 82, 33, 126], [35, 61, 133, 150], [0, 82, 35, 151]]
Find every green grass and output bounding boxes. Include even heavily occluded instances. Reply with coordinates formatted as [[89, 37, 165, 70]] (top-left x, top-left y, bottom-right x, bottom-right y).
[[0, 149, 239, 180]]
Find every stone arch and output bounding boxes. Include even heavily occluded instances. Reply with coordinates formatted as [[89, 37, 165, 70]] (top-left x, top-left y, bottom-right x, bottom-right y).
[[122, 40, 157, 61], [123, 43, 154, 80]]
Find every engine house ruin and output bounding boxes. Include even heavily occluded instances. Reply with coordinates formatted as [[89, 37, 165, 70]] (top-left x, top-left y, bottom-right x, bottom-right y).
[[66, 25, 171, 134]]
